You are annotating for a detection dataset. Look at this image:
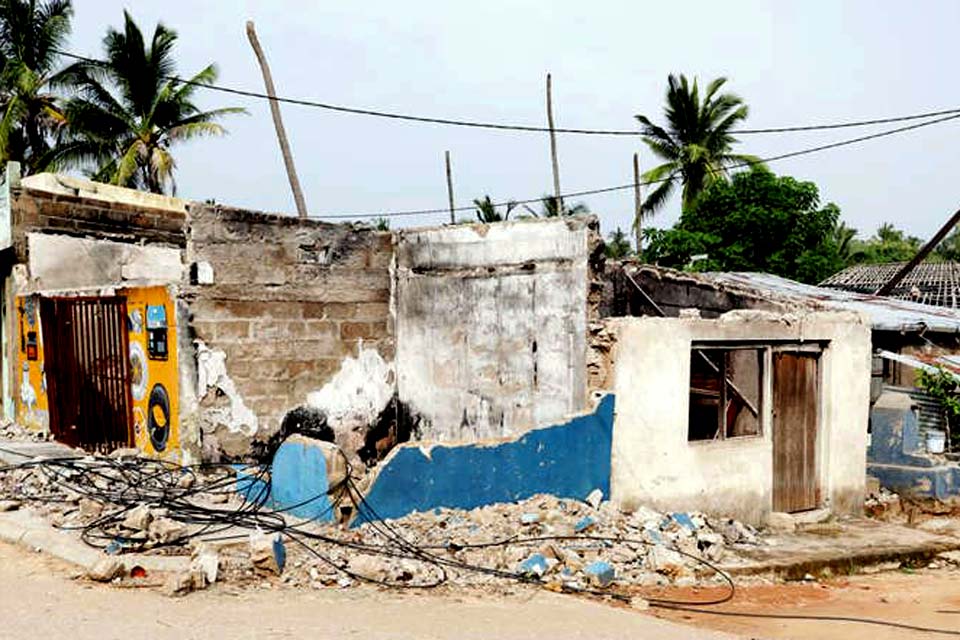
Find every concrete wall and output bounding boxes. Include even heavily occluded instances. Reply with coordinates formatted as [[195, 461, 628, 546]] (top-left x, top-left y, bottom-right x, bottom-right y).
[[395, 217, 601, 442], [354, 394, 614, 525], [25, 233, 182, 292], [182, 204, 394, 458], [608, 310, 871, 524]]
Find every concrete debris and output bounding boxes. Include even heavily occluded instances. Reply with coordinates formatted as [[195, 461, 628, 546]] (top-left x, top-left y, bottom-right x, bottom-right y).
[[517, 553, 550, 578], [191, 548, 220, 585], [78, 498, 103, 519], [0, 499, 21, 511], [148, 517, 187, 544], [585, 489, 604, 510], [163, 569, 207, 596], [250, 531, 286, 575], [765, 511, 796, 533], [583, 560, 615, 587], [87, 558, 125, 582], [121, 504, 153, 531], [108, 447, 141, 460], [0, 421, 50, 442], [865, 487, 902, 520]]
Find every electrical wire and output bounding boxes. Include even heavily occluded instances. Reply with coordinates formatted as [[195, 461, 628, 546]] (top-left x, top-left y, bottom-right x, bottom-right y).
[[3, 448, 960, 634], [50, 49, 960, 137]]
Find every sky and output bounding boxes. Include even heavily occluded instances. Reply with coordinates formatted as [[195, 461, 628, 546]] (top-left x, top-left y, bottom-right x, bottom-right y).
[[66, 0, 960, 240]]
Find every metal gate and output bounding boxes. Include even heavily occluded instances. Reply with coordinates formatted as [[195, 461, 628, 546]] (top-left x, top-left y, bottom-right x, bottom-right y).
[[39, 296, 132, 451]]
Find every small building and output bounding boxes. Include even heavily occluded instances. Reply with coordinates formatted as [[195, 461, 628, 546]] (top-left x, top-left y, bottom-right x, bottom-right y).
[[2, 168, 878, 525]]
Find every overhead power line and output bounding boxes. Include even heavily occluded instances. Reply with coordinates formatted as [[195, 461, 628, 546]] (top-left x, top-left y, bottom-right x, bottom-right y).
[[314, 111, 960, 219], [53, 49, 960, 137]]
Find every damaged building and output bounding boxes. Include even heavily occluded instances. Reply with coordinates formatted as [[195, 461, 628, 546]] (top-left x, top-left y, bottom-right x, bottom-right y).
[[4, 164, 887, 526]]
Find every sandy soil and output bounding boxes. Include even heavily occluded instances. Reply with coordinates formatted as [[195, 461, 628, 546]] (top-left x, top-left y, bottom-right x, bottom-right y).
[[648, 568, 960, 639], [0, 541, 731, 640]]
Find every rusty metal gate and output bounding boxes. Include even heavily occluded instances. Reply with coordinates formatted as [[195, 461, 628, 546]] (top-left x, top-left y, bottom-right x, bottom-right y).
[[39, 296, 132, 451], [772, 351, 820, 513]]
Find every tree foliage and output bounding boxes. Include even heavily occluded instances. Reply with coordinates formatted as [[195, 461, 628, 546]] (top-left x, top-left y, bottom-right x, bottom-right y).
[[643, 167, 845, 284], [473, 195, 516, 223], [635, 74, 758, 217], [52, 11, 243, 194], [0, 0, 73, 175], [605, 227, 633, 259], [524, 194, 590, 218], [846, 223, 922, 264]]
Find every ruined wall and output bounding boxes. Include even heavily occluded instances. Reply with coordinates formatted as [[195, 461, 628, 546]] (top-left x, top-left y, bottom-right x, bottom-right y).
[[395, 217, 601, 442], [182, 204, 393, 459], [608, 310, 871, 524]]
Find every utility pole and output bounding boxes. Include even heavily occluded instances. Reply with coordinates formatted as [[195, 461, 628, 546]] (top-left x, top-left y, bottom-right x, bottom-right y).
[[445, 150, 455, 224], [246, 21, 308, 219], [876, 207, 960, 296], [633, 152, 642, 258], [546, 73, 562, 210]]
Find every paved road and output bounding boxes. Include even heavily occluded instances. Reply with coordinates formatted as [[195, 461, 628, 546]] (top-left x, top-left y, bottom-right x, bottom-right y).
[[0, 542, 734, 640]]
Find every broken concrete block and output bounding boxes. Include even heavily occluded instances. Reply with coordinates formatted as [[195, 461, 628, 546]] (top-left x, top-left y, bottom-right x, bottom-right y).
[[348, 555, 388, 582], [108, 447, 141, 460], [520, 512, 541, 525], [78, 498, 103, 519], [765, 511, 796, 533], [269, 435, 347, 522], [250, 531, 286, 575], [585, 489, 604, 509], [87, 558, 124, 582], [148, 517, 187, 544], [163, 570, 205, 596], [121, 504, 153, 531], [517, 553, 549, 578], [0, 499, 21, 512], [647, 546, 685, 576], [584, 560, 616, 587], [574, 515, 597, 533], [191, 548, 219, 585], [670, 512, 696, 531]]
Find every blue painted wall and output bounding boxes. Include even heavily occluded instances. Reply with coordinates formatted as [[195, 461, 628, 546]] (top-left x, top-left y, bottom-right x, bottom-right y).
[[353, 394, 615, 526]]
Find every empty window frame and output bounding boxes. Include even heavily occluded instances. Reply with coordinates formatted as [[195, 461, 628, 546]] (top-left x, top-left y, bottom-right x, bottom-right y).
[[688, 346, 763, 442]]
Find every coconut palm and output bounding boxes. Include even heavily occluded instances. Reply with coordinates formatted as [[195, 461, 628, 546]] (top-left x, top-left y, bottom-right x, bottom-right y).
[[52, 11, 243, 193], [524, 194, 590, 218], [605, 227, 633, 259], [0, 0, 73, 175], [474, 195, 516, 223], [636, 74, 758, 215]]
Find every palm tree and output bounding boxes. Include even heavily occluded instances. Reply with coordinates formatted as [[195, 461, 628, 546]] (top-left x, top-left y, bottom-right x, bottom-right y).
[[524, 194, 590, 218], [474, 195, 516, 223], [635, 74, 758, 215], [0, 0, 73, 175], [605, 227, 633, 259], [831, 221, 857, 265], [53, 11, 243, 193]]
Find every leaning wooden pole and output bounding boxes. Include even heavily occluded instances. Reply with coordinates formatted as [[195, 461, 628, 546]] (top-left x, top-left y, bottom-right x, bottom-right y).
[[633, 152, 643, 258], [546, 73, 562, 208], [246, 21, 308, 218], [876, 207, 960, 296], [445, 150, 455, 224]]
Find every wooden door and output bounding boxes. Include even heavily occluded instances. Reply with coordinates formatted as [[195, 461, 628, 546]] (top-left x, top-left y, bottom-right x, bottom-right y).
[[772, 351, 820, 512]]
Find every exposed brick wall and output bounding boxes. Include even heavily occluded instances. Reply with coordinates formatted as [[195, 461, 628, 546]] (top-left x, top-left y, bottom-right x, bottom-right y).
[[183, 204, 394, 441], [11, 187, 186, 260]]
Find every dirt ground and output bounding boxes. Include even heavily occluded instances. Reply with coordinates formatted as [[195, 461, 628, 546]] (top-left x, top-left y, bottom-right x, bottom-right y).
[[648, 568, 960, 639], [0, 541, 731, 640]]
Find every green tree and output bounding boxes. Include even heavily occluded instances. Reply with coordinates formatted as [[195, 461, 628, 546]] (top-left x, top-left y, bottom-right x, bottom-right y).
[[935, 228, 960, 262], [643, 167, 845, 284], [635, 74, 758, 217], [832, 221, 857, 264], [53, 11, 243, 193], [473, 195, 516, 223], [605, 227, 633, 259], [848, 223, 922, 264], [0, 0, 73, 175], [524, 194, 590, 218]]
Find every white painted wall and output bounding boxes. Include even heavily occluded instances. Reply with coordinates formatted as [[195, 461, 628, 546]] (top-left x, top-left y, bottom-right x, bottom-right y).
[[395, 218, 594, 442], [609, 310, 871, 524], [26, 233, 182, 291]]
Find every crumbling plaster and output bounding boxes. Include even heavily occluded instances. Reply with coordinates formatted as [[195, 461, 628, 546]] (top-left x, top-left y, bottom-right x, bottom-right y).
[[394, 217, 599, 442], [607, 310, 871, 524]]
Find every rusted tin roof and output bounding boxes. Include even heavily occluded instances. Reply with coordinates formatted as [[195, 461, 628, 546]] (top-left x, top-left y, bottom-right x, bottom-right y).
[[704, 272, 960, 334]]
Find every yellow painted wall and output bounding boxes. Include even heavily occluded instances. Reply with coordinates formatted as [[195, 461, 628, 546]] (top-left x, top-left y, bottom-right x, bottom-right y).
[[15, 295, 48, 431], [123, 286, 180, 462]]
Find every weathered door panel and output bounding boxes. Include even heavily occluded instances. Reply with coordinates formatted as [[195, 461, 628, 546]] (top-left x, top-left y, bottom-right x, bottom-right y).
[[39, 297, 132, 450], [772, 351, 820, 513]]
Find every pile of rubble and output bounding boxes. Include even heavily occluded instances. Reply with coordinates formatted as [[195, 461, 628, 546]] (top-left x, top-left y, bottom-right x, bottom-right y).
[[0, 421, 49, 442], [865, 487, 902, 520], [277, 492, 763, 591]]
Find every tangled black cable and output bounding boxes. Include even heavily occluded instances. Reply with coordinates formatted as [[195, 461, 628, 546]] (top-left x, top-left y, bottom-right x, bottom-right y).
[[2, 448, 960, 635]]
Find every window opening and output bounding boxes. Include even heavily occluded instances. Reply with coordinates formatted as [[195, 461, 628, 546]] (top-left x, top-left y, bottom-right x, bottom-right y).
[[689, 347, 763, 441]]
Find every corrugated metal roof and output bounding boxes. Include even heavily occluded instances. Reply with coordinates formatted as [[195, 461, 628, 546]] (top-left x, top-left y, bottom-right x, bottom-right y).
[[704, 272, 960, 333], [821, 262, 960, 309]]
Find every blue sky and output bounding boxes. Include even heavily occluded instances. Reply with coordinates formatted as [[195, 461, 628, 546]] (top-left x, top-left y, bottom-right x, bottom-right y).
[[68, 1, 960, 239]]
